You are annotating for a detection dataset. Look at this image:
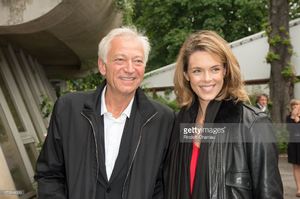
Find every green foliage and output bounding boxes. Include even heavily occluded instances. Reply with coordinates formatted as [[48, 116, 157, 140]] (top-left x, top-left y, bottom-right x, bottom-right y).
[[152, 95, 180, 112], [274, 124, 288, 154], [163, 28, 190, 63], [290, 0, 300, 19], [277, 137, 288, 153], [281, 66, 294, 78], [278, 26, 291, 38], [115, 0, 135, 25], [268, 34, 282, 46], [36, 141, 44, 152], [279, 26, 286, 32], [295, 76, 300, 83], [144, 88, 179, 111], [282, 38, 291, 46], [266, 51, 281, 63], [64, 72, 104, 93], [266, 31, 291, 47], [120, 0, 299, 72], [39, 94, 53, 119], [132, 0, 269, 71], [264, 24, 272, 35], [288, 47, 294, 55]]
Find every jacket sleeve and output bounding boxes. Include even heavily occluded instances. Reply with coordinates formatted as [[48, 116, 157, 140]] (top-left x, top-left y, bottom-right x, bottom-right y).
[[247, 116, 283, 199], [152, 158, 165, 199], [152, 111, 175, 199], [35, 100, 67, 199]]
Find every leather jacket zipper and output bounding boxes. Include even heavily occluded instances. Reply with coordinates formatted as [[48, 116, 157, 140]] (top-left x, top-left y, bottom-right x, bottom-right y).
[[121, 112, 158, 199], [81, 112, 100, 178]]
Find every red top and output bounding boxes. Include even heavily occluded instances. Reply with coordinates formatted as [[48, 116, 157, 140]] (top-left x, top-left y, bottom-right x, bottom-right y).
[[190, 142, 200, 194]]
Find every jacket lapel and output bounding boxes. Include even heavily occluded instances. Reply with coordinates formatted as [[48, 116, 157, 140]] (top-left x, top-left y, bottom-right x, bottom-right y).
[[127, 88, 157, 175], [96, 115, 108, 183], [81, 81, 108, 183]]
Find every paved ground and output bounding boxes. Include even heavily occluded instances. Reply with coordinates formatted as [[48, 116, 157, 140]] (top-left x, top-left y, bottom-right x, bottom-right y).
[[279, 155, 297, 199]]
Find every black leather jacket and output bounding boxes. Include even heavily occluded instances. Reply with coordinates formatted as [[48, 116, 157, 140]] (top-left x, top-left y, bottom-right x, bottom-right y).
[[165, 100, 283, 199]]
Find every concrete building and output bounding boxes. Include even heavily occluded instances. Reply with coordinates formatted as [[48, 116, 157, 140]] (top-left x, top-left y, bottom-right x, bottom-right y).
[[142, 18, 300, 99], [0, 1, 122, 198]]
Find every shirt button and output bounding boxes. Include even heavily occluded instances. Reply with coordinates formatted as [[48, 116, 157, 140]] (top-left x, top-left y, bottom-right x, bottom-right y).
[[106, 187, 111, 193]]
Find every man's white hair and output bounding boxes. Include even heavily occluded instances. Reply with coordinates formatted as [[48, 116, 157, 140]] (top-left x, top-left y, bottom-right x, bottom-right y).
[[98, 26, 151, 64]]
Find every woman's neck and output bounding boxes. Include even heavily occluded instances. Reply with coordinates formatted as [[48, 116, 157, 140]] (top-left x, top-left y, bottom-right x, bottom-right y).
[[194, 101, 210, 148], [199, 100, 210, 117]]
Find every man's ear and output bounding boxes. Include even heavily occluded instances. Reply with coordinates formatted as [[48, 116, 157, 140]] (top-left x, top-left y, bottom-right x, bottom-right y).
[[183, 72, 190, 81], [98, 58, 106, 76]]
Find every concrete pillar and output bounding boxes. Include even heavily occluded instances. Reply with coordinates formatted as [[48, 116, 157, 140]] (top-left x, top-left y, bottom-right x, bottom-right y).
[[0, 145, 18, 199], [1, 47, 47, 141]]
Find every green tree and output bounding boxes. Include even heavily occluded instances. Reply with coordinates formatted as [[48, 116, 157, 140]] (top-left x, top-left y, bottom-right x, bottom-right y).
[[266, 0, 294, 123], [290, 0, 300, 19], [116, 0, 135, 25], [64, 72, 104, 94], [132, 0, 269, 71]]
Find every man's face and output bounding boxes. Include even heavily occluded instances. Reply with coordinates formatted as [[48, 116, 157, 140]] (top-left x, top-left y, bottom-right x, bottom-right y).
[[258, 96, 268, 107], [98, 36, 145, 97]]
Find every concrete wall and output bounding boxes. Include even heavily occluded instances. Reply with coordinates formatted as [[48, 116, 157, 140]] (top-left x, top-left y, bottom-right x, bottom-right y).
[[0, 0, 62, 25]]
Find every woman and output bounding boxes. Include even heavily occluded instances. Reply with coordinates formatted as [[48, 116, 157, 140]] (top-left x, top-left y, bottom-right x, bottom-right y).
[[165, 30, 283, 199], [287, 99, 300, 197]]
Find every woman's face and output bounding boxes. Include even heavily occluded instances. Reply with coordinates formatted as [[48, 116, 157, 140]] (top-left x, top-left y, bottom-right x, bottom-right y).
[[185, 51, 226, 107], [292, 104, 300, 115]]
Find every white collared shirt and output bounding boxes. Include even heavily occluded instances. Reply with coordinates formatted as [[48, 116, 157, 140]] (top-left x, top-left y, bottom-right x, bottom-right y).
[[257, 103, 267, 112], [101, 86, 134, 180]]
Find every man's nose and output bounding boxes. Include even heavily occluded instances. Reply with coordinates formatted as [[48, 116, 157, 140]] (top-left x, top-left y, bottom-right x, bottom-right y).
[[124, 60, 135, 73]]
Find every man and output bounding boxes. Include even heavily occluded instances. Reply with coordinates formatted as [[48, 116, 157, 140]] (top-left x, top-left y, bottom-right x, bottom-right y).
[[35, 26, 175, 199], [255, 93, 269, 113]]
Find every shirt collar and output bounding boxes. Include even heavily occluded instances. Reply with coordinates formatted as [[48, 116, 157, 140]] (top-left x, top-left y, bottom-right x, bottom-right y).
[[100, 86, 134, 118], [257, 103, 267, 111]]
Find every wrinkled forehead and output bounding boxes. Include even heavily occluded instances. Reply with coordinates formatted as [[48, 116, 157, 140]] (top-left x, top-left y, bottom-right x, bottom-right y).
[[109, 35, 144, 51], [108, 36, 144, 55]]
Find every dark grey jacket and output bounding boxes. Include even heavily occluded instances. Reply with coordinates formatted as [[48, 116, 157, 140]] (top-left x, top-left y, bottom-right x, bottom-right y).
[[35, 83, 175, 199]]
